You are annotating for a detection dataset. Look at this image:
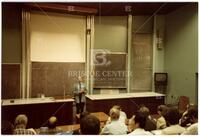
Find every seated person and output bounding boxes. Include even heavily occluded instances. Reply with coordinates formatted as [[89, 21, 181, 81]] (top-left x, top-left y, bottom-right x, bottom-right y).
[[1, 121, 14, 135], [80, 114, 100, 135], [180, 104, 195, 127], [156, 105, 167, 129], [128, 112, 152, 135], [101, 107, 128, 135], [39, 116, 62, 135], [73, 111, 91, 135], [57, 111, 91, 135], [162, 107, 185, 135], [106, 105, 128, 124], [138, 106, 157, 131], [182, 105, 198, 135], [13, 114, 36, 135]]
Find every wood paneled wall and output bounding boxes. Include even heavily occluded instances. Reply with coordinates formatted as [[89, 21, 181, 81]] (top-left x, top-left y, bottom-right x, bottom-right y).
[[2, 64, 21, 99]]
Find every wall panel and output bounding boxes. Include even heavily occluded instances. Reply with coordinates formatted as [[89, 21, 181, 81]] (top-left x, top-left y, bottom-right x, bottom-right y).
[[2, 64, 21, 99]]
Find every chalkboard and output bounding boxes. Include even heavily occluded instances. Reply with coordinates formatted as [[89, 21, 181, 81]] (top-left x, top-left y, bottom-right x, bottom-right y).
[[93, 53, 127, 88], [31, 62, 85, 97], [131, 33, 152, 91]]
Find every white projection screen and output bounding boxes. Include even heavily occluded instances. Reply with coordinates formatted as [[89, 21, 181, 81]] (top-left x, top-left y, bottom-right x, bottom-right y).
[[30, 12, 86, 62]]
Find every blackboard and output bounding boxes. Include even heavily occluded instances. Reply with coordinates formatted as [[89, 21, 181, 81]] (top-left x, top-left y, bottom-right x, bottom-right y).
[[93, 53, 127, 88], [31, 62, 85, 97], [131, 33, 152, 91]]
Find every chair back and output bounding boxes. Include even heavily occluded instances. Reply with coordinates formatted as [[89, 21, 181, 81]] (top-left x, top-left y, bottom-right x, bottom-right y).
[[178, 96, 189, 113]]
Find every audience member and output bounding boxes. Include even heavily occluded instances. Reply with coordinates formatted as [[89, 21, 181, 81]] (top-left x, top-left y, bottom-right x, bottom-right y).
[[73, 111, 90, 135], [101, 107, 128, 135], [128, 112, 152, 135], [182, 105, 198, 135], [56, 111, 91, 135], [13, 114, 36, 135], [1, 121, 14, 134], [162, 107, 185, 135], [80, 114, 100, 135], [10, 103, 197, 135], [156, 105, 167, 129], [106, 105, 127, 124], [40, 116, 62, 135], [138, 106, 157, 131], [179, 104, 195, 127]]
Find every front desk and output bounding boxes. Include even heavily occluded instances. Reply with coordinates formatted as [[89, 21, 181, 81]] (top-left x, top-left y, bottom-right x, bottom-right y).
[[86, 92, 165, 118], [2, 97, 74, 128]]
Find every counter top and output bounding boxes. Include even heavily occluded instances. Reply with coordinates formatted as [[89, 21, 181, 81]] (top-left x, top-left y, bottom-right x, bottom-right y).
[[86, 92, 165, 100], [2, 97, 74, 106]]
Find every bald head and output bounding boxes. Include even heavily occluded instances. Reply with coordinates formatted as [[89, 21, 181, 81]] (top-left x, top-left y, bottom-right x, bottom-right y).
[[48, 116, 57, 129]]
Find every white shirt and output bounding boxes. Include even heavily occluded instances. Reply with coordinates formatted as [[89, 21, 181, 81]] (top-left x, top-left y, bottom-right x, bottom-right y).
[[119, 111, 127, 123], [182, 123, 198, 135], [106, 111, 127, 124], [101, 120, 128, 135], [129, 128, 153, 135], [151, 129, 162, 135], [162, 124, 186, 135], [156, 116, 166, 129]]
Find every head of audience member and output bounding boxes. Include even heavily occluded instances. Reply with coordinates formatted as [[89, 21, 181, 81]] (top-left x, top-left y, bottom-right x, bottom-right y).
[[1, 121, 14, 134], [80, 114, 100, 135], [112, 105, 121, 111], [109, 107, 120, 121], [186, 105, 198, 124], [48, 116, 57, 129], [180, 104, 197, 127], [129, 112, 147, 132], [14, 114, 28, 129], [164, 107, 180, 126], [138, 106, 150, 117], [157, 105, 168, 116]]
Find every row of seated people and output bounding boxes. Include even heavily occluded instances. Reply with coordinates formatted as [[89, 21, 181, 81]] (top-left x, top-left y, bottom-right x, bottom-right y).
[[1, 104, 198, 135], [2, 115, 62, 135], [1, 113, 98, 135], [100, 104, 198, 135]]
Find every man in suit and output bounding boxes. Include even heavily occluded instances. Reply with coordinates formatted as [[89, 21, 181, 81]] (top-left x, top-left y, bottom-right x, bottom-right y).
[[73, 76, 87, 115]]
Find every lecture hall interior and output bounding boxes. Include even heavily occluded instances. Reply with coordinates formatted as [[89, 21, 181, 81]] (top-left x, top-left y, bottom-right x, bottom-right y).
[[1, 1, 198, 135]]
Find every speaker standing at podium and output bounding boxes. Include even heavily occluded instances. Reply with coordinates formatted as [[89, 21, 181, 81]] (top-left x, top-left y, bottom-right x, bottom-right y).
[[73, 76, 87, 114]]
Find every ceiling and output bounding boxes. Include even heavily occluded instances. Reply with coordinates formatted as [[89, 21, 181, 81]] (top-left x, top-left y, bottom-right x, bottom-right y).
[[3, 2, 192, 16]]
